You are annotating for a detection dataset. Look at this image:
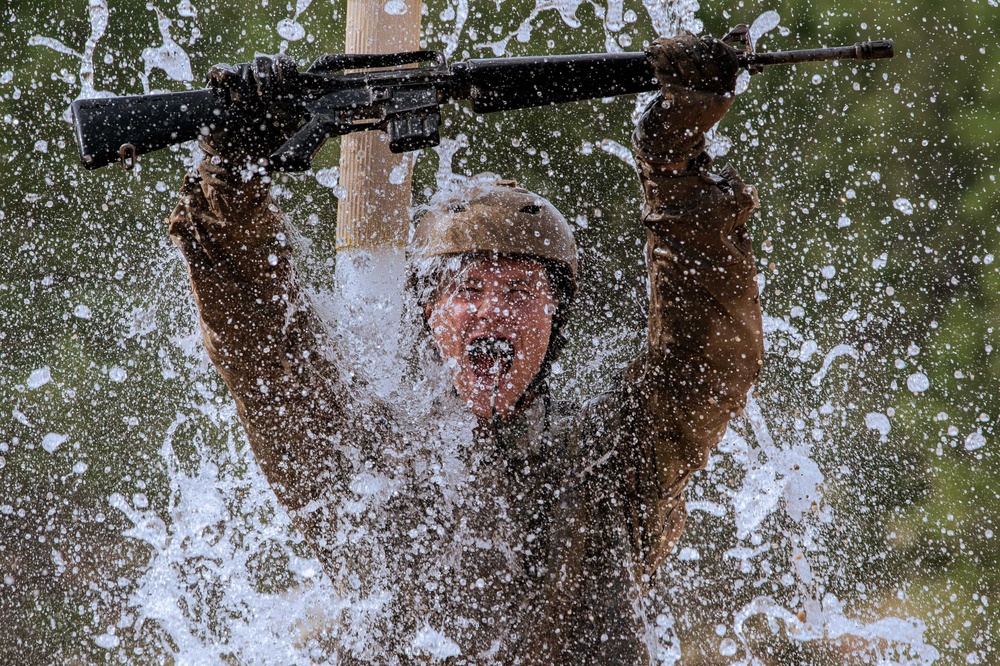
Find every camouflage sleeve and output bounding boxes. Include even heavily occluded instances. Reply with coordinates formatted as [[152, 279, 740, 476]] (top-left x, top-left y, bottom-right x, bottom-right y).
[[166, 157, 381, 523], [626, 105, 765, 576]]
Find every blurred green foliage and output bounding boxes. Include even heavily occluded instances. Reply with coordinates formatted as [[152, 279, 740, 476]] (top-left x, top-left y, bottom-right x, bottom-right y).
[[1, 0, 998, 663]]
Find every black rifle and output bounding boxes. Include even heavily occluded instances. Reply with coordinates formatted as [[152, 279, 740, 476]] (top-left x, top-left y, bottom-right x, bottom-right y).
[[71, 39, 893, 172]]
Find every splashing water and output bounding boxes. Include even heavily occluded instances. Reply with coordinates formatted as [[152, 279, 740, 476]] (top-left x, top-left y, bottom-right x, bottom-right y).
[[141, 6, 194, 89], [6, 0, 968, 663], [277, 0, 313, 42]]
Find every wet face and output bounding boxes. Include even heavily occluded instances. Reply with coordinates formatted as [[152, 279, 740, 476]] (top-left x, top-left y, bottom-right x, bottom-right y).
[[426, 256, 555, 421]]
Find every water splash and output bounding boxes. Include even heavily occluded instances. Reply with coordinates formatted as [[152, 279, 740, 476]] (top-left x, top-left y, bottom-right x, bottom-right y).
[[107, 413, 344, 663], [141, 6, 194, 90], [28, 0, 112, 121], [732, 595, 940, 665], [277, 0, 313, 42]]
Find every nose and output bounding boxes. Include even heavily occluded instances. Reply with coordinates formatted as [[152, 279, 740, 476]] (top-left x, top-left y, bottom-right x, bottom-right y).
[[472, 291, 501, 319]]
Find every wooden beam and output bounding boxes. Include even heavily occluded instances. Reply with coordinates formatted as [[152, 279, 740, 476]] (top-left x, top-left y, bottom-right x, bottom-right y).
[[336, 0, 423, 251]]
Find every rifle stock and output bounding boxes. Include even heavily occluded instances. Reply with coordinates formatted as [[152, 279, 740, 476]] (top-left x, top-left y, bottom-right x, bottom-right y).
[[72, 89, 224, 170]]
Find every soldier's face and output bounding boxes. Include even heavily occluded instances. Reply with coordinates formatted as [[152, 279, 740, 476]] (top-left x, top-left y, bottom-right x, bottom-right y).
[[426, 257, 555, 421]]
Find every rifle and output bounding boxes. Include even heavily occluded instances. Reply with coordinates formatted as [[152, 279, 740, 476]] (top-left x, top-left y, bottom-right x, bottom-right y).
[[71, 38, 893, 172]]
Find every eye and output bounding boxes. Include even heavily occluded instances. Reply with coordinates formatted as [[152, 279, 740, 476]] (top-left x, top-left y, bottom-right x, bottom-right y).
[[454, 283, 483, 299]]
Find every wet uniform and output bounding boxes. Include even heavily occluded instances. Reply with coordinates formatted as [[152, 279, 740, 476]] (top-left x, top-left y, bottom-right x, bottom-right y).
[[167, 81, 763, 663]]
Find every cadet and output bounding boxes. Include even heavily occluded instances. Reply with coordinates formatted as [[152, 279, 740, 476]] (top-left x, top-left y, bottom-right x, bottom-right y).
[[168, 33, 763, 665]]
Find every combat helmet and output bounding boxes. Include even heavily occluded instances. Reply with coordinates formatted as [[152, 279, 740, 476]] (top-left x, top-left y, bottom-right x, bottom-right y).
[[411, 178, 578, 292]]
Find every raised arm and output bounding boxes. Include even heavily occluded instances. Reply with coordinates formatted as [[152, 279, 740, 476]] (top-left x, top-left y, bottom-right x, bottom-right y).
[[627, 34, 765, 573], [166, 57, 388, 539]]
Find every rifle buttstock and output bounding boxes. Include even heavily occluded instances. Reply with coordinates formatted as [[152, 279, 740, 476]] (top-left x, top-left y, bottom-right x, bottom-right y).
[[72, 89, 224, 170]]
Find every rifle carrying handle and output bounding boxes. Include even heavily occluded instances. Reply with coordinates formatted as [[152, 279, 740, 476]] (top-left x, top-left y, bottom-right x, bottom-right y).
[[72, 89, 224, 170]]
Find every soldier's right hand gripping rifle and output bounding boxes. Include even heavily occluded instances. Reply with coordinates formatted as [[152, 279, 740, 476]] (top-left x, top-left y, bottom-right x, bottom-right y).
[[198, 54, 303, 172]]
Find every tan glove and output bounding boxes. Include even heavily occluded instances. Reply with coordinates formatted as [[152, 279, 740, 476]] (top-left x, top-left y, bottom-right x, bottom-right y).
[[633, 33, 740, 165]]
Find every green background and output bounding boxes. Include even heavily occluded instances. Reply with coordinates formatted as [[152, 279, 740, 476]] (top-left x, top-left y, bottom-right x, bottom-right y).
[[2, 0, 998, 663]]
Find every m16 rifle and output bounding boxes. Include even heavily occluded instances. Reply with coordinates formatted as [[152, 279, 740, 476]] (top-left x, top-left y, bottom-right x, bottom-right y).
[[70, 35, 893, 172]]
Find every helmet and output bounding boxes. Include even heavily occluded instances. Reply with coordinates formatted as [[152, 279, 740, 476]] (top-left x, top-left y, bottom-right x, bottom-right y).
[[411, 179, 578, 285]]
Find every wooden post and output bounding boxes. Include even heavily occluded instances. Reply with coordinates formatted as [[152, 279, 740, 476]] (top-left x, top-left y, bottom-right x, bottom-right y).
[[334, 0, 422, 398], [336, 1, 423, 251]]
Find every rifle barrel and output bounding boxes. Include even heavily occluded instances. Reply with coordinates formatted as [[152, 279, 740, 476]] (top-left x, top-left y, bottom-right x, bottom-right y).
[[739, 39, 894, 70]]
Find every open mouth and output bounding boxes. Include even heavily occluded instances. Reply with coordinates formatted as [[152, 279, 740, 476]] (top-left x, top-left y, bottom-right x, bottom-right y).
[[466, 336, 515, 379]]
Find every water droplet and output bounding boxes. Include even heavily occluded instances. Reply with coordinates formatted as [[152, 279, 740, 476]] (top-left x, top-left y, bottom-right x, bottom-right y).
[[42, 433, 67, 453], [316, 167, 347, 197], [749, 10, 781, 42], [865, 412, 891, 437], [893, 197, 914, 215], [965, 431, 986, 451], [108, 367, 127, 382], [177, 0, 197, 18], [73, 304, 92, 319], [811, 74, 822, 85], [719, 637, 738, 656], [276, 19, 306, 41], [907, 372, 929, 393], [383, 0, 408, 15], [677, 547, 699, 561], [27, 366, 51, 389]]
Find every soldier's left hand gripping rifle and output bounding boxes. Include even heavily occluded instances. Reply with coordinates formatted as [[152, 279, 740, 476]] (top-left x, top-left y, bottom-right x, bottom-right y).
[[71, 30, 894, 172]]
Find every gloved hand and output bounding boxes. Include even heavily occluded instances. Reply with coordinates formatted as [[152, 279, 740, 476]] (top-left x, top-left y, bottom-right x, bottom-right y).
[[646, 33, 739, 97], [202, 54, 301, 169], [634, 33, 740, 165]]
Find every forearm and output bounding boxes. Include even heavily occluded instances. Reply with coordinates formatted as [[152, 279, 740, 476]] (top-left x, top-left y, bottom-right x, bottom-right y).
[[169, 160, 297, 384], [627, 152, 763, 573], [625, 32, 761, 573], [167, 158, 345, 508], [638, 154, 763, 447]]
